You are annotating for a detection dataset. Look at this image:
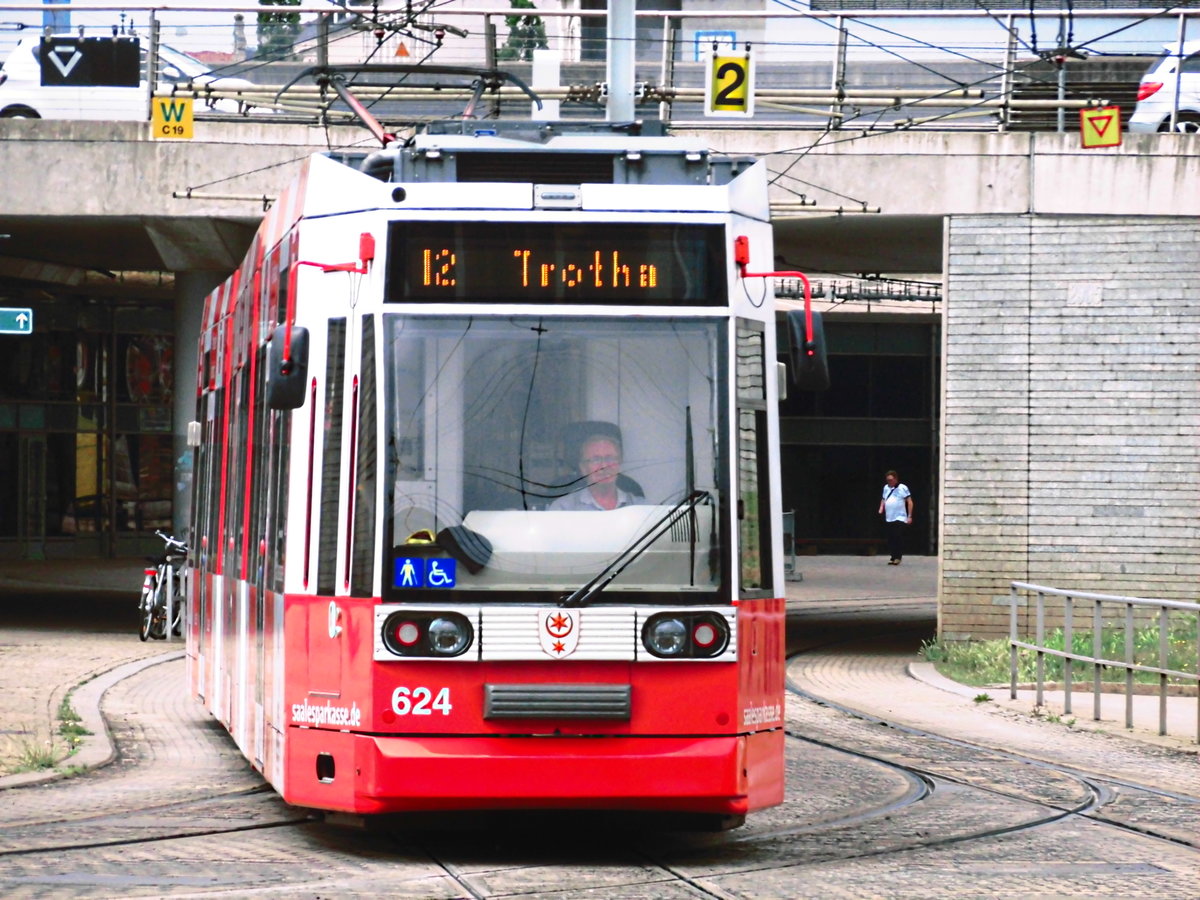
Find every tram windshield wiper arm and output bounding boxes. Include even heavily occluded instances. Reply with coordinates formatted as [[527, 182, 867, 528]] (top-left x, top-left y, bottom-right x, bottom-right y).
[[558, 490, 710, 609]]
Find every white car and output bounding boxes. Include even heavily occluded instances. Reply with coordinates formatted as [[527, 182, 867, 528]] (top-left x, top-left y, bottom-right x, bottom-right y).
[[1128, 40, 1200, 134], [0, 33, 262, 120]]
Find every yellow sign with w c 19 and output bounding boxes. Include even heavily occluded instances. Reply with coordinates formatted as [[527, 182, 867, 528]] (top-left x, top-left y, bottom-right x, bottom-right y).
[[151, 96, 194, 140]]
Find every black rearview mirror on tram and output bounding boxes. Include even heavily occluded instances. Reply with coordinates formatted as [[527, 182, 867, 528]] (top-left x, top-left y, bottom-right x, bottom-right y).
[[787, 310, 831, 391], [266, 325, 309, 410]]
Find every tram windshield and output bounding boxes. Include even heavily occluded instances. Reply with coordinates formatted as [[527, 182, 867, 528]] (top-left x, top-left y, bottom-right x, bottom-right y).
[[383, 315, 726, 600]]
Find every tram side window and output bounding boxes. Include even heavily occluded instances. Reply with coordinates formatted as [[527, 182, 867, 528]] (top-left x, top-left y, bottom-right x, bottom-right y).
[[225, 365, 251, 578], [351, 316, 377, 597], [737, 320, 772, 596], [267, 407, 290, 593], [192, 415, 211, 567], [249, 342, 270, 589], [317, 319, 347, 596], [198, 390, 224, 572]]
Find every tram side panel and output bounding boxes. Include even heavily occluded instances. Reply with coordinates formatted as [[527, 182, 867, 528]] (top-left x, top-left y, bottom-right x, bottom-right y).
[[275, 217, 365, 803], [189, 219, 303, 791], [278, 205, 385, 806], [729, 213, 787, 811]]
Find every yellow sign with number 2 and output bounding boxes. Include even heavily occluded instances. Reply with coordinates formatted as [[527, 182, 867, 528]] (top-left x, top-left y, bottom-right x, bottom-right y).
[[706, 52, 754, 118]]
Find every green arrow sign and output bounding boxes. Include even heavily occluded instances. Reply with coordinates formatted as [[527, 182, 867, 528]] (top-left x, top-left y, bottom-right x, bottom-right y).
[[0, 308, 33, 334]]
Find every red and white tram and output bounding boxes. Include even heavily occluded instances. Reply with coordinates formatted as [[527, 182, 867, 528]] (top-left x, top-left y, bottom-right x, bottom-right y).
[[187, 119, 825, 826]]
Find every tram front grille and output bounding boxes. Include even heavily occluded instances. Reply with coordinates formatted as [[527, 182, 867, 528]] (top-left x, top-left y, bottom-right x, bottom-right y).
[[484, 683, 631, 720]]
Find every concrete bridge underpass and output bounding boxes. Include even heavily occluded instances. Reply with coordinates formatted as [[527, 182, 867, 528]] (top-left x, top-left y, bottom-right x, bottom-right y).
[[0, 120, 1196, 639]]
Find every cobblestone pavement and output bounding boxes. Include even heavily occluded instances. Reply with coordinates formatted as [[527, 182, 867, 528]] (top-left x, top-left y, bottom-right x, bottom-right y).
[[1, 649, 1196, 898], [0, 559, 169, 780]]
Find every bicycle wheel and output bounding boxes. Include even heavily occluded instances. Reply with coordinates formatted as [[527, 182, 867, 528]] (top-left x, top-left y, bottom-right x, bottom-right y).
[[138, 580, 157, 642], [147, 573, 168, 640]]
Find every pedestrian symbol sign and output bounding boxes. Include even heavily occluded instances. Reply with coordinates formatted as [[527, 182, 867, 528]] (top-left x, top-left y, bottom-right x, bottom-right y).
[[1080, 106, 1121, 148], [393, 556, 457, 589], [0, 308, 33, 334]]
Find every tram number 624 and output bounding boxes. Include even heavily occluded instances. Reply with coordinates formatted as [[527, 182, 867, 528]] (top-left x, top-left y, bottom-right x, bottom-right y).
[[391, 686, 453, 716]]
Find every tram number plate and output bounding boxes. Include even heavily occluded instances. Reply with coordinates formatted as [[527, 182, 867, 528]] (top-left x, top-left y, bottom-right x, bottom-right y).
[[391, 686, 453, 716]]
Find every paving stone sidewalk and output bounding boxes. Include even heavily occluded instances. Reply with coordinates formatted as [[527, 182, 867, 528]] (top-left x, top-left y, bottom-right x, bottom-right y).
[[0, 559, 173, 783]]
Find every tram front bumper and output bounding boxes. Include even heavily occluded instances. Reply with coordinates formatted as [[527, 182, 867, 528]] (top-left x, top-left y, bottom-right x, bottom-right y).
[[288, 728, 766, 815], [363, 734, 749, 814]]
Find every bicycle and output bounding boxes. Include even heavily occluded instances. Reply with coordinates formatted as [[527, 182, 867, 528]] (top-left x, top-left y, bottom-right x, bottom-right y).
[[138, 530, 188, 641]]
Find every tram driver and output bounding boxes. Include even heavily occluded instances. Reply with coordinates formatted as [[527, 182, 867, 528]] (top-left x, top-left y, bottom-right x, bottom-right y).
[[549, 422, 644, 511]]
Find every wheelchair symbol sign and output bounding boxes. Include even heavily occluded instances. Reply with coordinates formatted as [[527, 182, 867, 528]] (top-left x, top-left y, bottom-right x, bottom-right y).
[[426, 558, 456, 588], [393, 557, 457, 589]]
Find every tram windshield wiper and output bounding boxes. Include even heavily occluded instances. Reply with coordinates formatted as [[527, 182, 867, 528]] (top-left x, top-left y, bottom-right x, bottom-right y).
[[558, 490, 710, 609]]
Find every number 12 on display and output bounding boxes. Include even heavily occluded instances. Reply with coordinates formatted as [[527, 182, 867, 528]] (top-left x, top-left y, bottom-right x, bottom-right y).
[[705, 50, 754, 118]]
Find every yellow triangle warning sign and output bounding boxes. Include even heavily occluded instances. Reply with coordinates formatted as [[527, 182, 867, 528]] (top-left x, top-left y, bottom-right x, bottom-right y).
[[1080, 106, 1121, 148], [395, 42, 410, 58]]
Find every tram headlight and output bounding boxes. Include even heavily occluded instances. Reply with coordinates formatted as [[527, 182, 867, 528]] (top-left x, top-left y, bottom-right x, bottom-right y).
[[381, 611, 474, 658], [428, 616, 471, 656], [642, 612, 730, 660], [645, 616, 688, 657]]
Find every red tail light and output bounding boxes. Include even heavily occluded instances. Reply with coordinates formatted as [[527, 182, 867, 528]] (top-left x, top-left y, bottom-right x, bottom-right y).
[[1137, 81, 1163, 101], [392, 620, 421, 647], [692, 621, 719, 648]]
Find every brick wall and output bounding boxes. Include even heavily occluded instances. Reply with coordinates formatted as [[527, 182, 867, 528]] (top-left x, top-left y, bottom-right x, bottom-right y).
[[941, 215, 1200, 640]]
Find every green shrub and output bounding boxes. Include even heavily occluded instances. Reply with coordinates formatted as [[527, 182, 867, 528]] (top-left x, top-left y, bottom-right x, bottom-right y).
[[922, 613, 1197, 687]]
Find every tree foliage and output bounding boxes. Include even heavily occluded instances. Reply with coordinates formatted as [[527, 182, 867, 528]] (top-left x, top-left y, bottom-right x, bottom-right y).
[[257, 0, 301, 61], [498, 0, 548, 62]]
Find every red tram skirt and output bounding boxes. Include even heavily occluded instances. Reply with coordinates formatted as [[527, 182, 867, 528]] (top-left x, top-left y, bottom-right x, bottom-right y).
[[286, 727, 784, 815]]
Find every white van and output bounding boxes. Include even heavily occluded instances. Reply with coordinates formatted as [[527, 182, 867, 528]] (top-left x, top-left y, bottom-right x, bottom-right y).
[[0, 33, 260, 120]]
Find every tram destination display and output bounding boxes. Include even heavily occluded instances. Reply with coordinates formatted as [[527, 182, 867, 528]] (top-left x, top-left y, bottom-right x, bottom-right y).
[[386, 222, 726, 304]]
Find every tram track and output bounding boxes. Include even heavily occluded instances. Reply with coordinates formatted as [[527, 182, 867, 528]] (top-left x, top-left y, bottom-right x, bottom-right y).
[[0, 786, 311, 858], [0, 781, 276, 832], [783, 640, 1200, 859], [0, 623, 1195, 898]]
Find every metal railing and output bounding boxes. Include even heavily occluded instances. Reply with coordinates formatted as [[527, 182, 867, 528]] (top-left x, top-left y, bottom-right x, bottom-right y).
[[1009, 581, 1199, 744]]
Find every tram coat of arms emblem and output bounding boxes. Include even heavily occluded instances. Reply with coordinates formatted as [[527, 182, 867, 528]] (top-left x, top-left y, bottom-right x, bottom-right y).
[[539, 610, 579, 658]]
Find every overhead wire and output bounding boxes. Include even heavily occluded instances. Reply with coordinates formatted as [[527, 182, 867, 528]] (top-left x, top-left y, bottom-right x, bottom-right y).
[[170, 5, 1187, 204]]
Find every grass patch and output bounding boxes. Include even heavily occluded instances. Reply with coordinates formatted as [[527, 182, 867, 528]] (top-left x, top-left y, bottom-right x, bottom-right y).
[[10, 731, 58, 773], [922, 612, 1198, 688], [56, 695, 90, 749], [3, 696, 93, 775]]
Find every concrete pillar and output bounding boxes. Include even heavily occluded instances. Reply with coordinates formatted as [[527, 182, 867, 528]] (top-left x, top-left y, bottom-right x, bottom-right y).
[[606, 0, 635, 122]]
